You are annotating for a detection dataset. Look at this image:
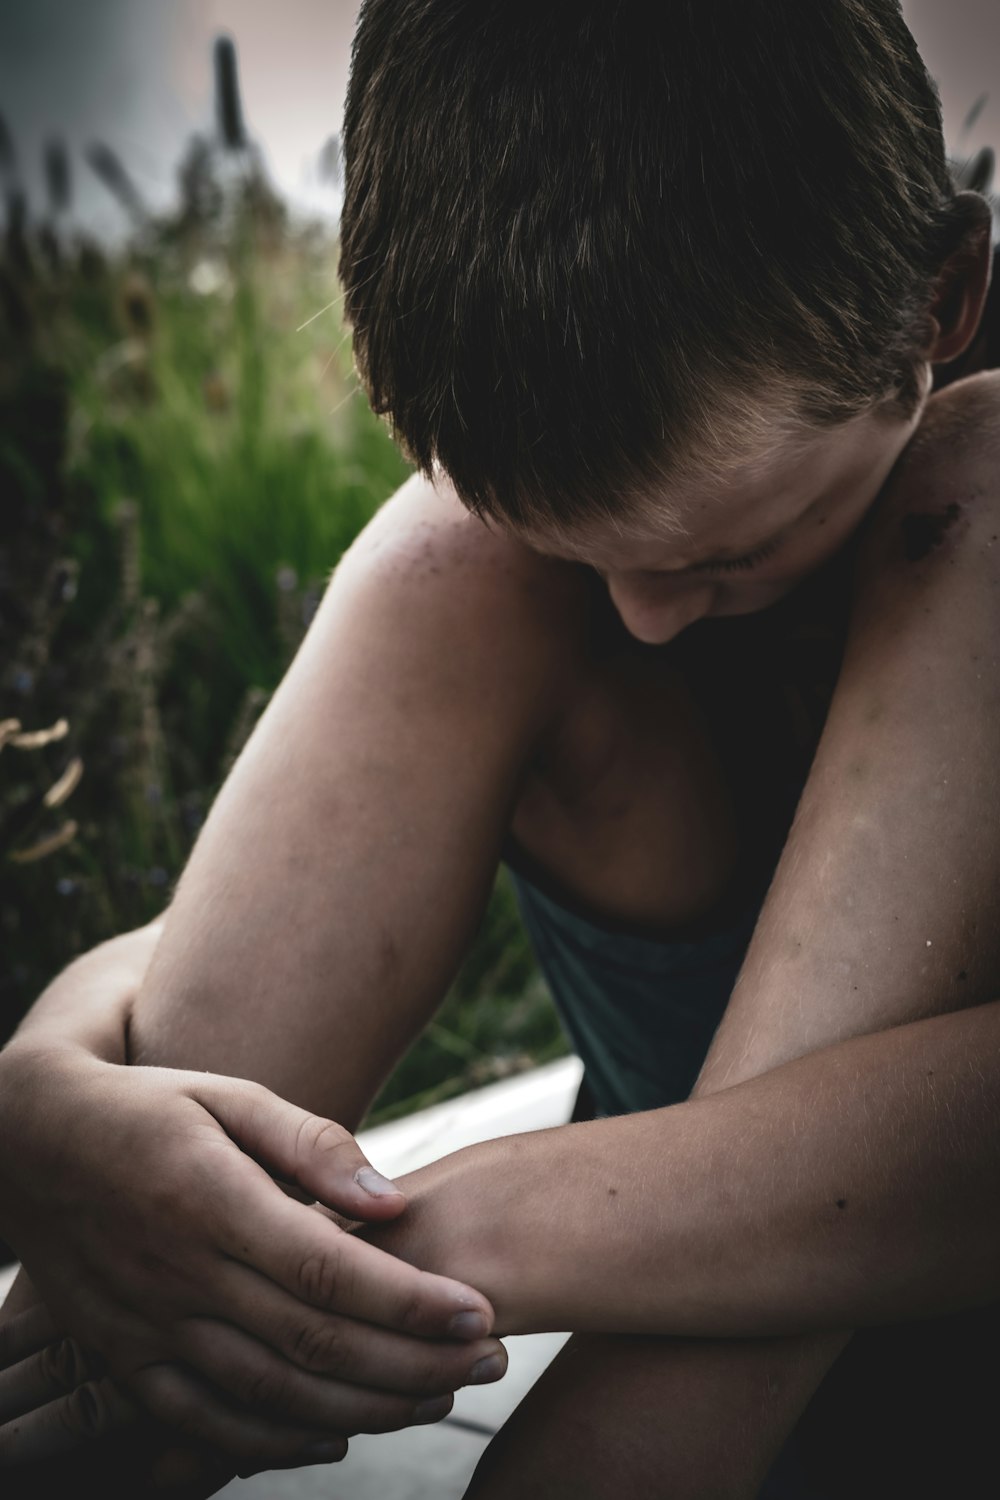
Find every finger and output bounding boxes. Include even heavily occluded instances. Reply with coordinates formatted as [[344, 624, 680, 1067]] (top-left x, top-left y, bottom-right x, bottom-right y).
[[0, 1303, 61, 1369], [191, 1075, 407, 1223], [0, 1374, 140, 1466], [175, 1318, 461, 1435], [131, 1363, 349, 1474], [190, 1263, 507, 1391], [0, 1335, 105, 1423], [220, 1188, 495, 1339]]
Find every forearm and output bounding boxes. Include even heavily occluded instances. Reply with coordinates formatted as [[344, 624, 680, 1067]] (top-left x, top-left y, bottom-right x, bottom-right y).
[[395, 995, 1000, 1336], [661, 380, 1000, 1464]]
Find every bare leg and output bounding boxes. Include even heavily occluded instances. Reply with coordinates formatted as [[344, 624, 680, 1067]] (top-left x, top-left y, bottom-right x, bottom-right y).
[[468, 1332, 831, 1500]]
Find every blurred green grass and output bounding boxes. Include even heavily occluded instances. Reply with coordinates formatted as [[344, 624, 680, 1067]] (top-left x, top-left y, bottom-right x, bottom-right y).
[[0, 52, 567, 1127]]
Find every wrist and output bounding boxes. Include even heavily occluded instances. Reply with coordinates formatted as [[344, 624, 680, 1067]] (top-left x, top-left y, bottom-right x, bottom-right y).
[[0, 1043, 109, 1242], [356, 1137, 531, 1335], [383, 1130, 580, 1336], [9, 924, 161, 1065]]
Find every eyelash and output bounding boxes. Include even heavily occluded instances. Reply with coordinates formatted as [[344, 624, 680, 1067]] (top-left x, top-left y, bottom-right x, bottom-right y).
[[693, 539, 782, 574]]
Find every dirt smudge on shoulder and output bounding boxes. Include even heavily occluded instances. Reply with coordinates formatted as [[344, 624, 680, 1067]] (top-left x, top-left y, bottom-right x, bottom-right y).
[[900, 503, 962, 562]]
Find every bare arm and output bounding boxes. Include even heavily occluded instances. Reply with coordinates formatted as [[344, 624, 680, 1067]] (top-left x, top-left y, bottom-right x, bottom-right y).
[[347, 376, 1000, 1493], [0, 470, 590, 1471], [454, 1003, 1000, 1497], [126, 472, 588, 1118]]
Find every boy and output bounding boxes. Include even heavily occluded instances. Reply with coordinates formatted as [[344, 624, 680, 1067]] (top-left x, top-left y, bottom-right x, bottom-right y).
[[3, 2, 1000, 1494]]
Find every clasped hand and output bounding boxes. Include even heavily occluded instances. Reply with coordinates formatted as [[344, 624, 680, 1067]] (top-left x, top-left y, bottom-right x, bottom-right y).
[[0, 1046, 506, 1488]]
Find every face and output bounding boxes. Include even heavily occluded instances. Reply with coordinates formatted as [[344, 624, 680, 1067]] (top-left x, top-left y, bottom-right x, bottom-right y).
[[510, 382, 931, 645]]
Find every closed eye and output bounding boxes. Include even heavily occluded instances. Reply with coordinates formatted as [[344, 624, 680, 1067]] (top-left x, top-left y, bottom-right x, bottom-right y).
[[689, 538, 783, 574]]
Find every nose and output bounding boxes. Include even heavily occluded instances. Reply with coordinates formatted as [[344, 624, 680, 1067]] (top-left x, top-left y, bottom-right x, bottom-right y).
[[604, 574, 716, 645]]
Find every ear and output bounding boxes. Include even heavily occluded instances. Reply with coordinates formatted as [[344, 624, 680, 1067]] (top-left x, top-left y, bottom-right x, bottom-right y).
[[926, 190, 994, 367]]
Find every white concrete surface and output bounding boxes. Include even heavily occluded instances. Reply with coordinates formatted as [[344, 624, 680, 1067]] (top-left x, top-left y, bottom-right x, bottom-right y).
[[358, 1056, 583, 1175], [0, 1261, 16, 1304]]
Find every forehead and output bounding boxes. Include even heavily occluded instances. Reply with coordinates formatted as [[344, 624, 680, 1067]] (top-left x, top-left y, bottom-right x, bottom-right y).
[[511, 406, 893, 570]]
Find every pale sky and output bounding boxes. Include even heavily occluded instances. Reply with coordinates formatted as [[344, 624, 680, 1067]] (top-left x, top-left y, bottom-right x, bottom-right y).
[[0, 0, 360, 238], [0, 1, 996, 241]]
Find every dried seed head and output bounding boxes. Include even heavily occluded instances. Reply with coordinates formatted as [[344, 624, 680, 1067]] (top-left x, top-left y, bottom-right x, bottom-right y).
[[43, 756, 83, 810], [7, 718, 69, 751], [84, 142, 147, 225], [0, 719, 23, 752], [8, 818, 78, 864]]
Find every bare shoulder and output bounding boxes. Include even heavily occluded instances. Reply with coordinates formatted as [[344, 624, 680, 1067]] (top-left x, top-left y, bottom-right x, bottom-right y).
[[308, 471, 598, 740], [336, 469, 593, 632], [339, 470, 577, 595], [854, 372, 1000, 589], [899, 370, 1000, 482]]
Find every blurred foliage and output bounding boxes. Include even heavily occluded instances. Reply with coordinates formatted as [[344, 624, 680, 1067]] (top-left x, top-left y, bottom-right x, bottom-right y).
[[0, 37, 566, 1126]]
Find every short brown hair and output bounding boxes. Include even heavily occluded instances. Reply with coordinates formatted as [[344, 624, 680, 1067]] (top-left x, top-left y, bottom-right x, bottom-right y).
[[339, 0, 985, 531]]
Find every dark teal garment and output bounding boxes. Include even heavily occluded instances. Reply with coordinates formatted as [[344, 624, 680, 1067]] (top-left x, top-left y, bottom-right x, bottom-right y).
[[508, 858, 774, 1118], [503, 668, 816, 1119]]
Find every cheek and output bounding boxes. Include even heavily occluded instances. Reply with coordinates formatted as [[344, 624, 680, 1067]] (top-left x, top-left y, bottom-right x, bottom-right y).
[[605, 576, 717, 644], [710, 577, 799, 616]]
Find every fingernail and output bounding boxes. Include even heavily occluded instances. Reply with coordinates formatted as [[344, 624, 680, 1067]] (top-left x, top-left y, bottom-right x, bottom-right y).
[[468, 1353, 506, 1384], [355, 1166, 403, 1197], [414, 1395, 453, 1424], [448, 1309, 489, 1340], [300, 1439, 348, 1463]]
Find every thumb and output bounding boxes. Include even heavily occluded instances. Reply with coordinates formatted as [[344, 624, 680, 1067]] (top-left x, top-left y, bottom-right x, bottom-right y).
[[191, 1074, 407, 1223]]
